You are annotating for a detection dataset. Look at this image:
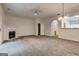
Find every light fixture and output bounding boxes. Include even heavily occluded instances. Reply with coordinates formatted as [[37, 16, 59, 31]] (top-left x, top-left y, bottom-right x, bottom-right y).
[[64, 16, 69, 19], [58, 17, 63, 21], [58, 16, 68, 21], [57, 13, 62, 21], [34, 10, 39, 16], [34, 13, 38, 15]]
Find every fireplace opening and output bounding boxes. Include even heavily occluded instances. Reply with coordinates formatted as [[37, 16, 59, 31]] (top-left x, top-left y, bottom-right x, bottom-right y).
[[9, 31, 16, 39]]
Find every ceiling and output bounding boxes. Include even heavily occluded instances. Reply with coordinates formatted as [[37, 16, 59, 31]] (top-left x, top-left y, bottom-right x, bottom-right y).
[[2, 3, 79, 20], [64, 3, 79, 15]]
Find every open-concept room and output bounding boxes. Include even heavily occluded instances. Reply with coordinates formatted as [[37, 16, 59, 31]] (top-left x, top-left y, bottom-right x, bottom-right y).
[[0, 3, 79, 56]]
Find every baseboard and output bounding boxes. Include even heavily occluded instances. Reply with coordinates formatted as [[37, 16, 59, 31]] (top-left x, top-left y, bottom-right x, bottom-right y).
[[18, 35, 36, 38], [59, 38, 79, 43]]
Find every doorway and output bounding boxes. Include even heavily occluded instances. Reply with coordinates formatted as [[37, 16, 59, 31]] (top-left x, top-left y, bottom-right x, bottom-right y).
[[36, 23, 44, 36], [51, 20, 58, 37], [38, 23, 41, 35]]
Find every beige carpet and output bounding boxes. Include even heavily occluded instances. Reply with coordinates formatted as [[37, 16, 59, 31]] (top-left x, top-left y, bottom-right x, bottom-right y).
[[22, 36, 79, 56], [1, 36, 79, 56]]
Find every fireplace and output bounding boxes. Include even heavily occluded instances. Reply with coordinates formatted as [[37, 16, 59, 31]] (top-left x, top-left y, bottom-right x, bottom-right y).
[[9, 31, 16, 39]]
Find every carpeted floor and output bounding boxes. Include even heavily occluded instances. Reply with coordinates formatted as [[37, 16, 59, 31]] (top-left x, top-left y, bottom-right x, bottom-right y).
[[1, 36, 79, 56], [22, 36, 79, 56]]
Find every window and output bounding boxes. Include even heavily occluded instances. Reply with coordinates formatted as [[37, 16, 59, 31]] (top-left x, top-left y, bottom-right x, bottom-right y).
[[61, 16, 79, 28]]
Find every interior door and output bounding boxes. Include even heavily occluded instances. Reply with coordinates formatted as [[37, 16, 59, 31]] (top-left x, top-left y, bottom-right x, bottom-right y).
[[41, 24, 44, 35]]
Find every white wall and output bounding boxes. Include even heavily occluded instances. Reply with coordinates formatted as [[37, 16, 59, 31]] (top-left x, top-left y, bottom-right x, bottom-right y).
[[0, 5, 3, 43], [6, 16, 35, 38], [44, 19, 51, 36], [0, 4, 6, 44], [59, 29, 79, 42], [41, 24, 44, 35]]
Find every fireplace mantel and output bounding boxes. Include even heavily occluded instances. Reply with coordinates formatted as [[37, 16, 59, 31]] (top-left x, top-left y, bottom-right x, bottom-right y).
[[6, 26, 16, 40]]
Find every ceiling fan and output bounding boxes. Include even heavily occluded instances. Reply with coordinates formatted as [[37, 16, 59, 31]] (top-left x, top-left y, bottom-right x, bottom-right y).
[[32, 9, 41, 16]]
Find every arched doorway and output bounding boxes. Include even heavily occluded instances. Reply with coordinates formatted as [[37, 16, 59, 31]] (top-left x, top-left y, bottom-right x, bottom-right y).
[[51, 20, 58, 37]]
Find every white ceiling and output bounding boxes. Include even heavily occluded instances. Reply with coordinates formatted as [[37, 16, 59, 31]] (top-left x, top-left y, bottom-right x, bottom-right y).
[[2, 3, 79, 19], [64, 3, 79, 15]]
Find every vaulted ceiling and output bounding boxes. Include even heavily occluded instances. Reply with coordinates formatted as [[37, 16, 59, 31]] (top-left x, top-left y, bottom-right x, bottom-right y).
[[2, 3, 79, 19]]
